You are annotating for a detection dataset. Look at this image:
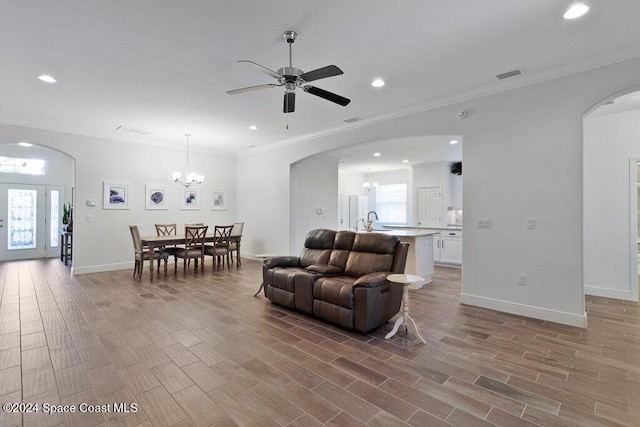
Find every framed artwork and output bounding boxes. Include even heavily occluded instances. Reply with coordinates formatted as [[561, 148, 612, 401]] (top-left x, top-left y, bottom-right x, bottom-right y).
[[103, 181, 130, 209], [181, 188, 200, 210], [211, 189, 228, 210], [145, 184, 168, 210]]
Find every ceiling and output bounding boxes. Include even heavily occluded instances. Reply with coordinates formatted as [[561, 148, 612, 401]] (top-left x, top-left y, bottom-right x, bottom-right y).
[[2, 1, 640, 158]]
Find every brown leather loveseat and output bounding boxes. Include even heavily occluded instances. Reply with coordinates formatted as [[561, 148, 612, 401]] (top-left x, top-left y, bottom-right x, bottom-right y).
[[262, 229, 409, 333]]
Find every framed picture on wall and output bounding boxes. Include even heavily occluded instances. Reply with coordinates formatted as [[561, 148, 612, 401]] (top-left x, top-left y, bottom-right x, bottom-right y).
[[211, 189, 228, 210], [181, 188, 200, 210], [145, 184, 168, 210], [103, 181, 130, 209]]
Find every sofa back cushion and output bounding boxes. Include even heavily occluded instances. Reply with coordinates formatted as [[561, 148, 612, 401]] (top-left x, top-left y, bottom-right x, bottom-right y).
[[329, 230, 356, 271], [299, 229, 336, 267], [343, 233, 399, 277]]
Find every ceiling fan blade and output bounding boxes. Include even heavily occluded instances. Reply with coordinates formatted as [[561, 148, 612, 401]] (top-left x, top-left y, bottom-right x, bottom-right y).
[[303, 86, 351, 106], [300, 65, 343, 82], [238, 60, 281, 79], [283, 92, 295, 113], [226, 84, 278, 95]]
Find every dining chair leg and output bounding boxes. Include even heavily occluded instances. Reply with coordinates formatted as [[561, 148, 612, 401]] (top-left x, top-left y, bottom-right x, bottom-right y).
[[163, 258, 167, 276]]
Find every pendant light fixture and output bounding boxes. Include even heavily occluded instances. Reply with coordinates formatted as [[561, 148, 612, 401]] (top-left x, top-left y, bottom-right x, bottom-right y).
[[172, 133, 203, 187]]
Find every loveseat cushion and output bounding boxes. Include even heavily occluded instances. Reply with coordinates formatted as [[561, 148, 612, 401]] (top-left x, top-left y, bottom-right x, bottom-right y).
[[343, 233, 399, 277], [298, 229, 336, 267], [306, 264, 343, 274], [313, 276, 356, 309]]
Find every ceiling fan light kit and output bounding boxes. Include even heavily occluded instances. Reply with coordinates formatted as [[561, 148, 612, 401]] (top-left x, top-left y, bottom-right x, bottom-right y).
[[227, 31, 351, 113]]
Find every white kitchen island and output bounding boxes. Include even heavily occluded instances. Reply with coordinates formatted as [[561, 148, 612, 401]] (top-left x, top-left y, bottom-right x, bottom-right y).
[[362, 229, 438, 289]]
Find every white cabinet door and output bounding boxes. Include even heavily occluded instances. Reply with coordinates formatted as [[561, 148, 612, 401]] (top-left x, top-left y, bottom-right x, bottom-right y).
[[433, 233, 441, 262], [441, 235, 462, 265], [417, 187, 442, 228]]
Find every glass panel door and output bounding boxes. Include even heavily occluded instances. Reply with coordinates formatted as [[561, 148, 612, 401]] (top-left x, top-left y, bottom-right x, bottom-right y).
[[46, 185, 65, 258], [0, 184, 46, 260]]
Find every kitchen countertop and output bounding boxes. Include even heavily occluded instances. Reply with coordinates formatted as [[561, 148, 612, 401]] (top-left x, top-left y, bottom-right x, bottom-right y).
[[383, 225, 462, 232], [359, 229, 439, 237]]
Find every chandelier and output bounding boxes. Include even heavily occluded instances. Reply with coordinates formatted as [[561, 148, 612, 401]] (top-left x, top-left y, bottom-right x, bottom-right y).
[[172, 133, 203, 187], [362, 181, 378, 192]]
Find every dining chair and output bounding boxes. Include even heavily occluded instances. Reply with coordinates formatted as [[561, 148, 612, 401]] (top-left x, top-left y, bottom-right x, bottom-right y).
[[173, 225, 208, 274], [154, 223, 181, 256], [205, 225, 233, 269], [228, 222, 244, 267], [129, 225, 169, 280]]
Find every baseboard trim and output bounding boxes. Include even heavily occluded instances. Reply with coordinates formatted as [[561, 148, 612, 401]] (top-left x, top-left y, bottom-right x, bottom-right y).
[[584, 285, 637, 302], [72, 262, 132, 275], [460, 293, 588, 328]]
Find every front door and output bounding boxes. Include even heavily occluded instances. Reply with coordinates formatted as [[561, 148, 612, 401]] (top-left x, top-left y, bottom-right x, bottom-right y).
[[0, 184, 47, 260]]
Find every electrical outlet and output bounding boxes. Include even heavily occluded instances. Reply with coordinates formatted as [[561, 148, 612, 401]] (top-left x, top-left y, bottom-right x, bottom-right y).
[[518, 274, 527, 286], [477, 219, 492, 229], [526, 218, 535, 230]]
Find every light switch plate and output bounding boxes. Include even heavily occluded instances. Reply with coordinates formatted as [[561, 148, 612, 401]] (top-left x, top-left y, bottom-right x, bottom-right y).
[[477, 219, 492, 229]]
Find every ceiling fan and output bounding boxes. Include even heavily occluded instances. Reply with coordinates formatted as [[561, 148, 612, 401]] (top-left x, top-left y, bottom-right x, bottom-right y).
[[226, 31, 351, 113]]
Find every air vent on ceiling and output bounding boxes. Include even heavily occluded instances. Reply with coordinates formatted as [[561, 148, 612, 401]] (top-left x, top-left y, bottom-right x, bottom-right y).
[[115, 125, 153, 136], [343, 117, 362, 123], [496, 68, 523, 80]]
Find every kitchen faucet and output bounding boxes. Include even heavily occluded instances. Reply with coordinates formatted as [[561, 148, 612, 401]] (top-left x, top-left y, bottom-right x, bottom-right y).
[[354, 218, 365, 232], [365, 211, 378, 232]]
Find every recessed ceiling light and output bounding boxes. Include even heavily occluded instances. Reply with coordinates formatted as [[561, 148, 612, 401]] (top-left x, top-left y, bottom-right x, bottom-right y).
[[18, 142, 33, 147], [449, 139, 459, 145], [38, 75, 56, 83], [371, 79, 385, 88], [402, 159, 409, 163], [373, 152, 381, 157], [249, 125, 258, 130], [564, 4, 589, 19]]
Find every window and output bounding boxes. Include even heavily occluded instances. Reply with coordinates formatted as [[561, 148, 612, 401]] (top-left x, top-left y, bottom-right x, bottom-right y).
[[8, 189, 37, 250], [50, 190, 60, 247], [375, 183, 407, 224], [0, 156, 46, 175]]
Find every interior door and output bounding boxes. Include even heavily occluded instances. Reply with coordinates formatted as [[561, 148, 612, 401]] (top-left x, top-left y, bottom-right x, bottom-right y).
[[0, 184, 47, 261], [417, 186, 442, 228]]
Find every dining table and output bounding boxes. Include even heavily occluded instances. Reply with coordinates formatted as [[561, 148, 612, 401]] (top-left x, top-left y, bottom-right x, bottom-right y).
[[140, 234, 241, 280]]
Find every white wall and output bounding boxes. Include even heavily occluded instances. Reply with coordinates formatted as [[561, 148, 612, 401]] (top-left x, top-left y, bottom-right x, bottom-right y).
[[237, 57, 640, 327], [290, 156, 338, 255], [0, 124, 236, 274], [584, 108, 640, 301]]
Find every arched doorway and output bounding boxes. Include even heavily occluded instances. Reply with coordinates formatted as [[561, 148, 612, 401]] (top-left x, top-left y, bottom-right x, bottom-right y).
[[583, 88, 640, 302], [0, 142, 75, 262]]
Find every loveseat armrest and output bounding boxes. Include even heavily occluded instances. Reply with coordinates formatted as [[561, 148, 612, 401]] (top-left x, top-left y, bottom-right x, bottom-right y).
[[264, 256, 300, 269], [306, 264, 343, 274], [353, 271, 393, 288]]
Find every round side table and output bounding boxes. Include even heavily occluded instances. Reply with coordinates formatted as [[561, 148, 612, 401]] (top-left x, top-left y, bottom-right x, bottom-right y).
[[385, 274, 426, 344]]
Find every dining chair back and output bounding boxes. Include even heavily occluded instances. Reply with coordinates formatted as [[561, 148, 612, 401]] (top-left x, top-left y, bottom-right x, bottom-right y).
[[228, 222, 244, 266], [155, 223, 177, 236], [205, 225, 233, 269], [154, 223, 181, 255], [174, 225, 208, 274], [129, 225, 168, 279]]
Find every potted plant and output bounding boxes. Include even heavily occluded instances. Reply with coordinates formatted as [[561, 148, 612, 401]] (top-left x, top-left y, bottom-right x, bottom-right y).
[[62, 203, 73, 232]]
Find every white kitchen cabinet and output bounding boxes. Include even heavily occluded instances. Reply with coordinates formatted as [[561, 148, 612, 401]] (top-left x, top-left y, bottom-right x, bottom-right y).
[[433, 232, 441, 262], [435, 230, 462, 267]]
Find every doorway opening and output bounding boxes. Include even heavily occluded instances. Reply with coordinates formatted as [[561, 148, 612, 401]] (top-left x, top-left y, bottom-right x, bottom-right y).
[[0, 143, 75, 263]]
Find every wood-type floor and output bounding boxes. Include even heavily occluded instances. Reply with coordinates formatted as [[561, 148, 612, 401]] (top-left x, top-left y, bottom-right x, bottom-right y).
[[0, 258, 638, 426]]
